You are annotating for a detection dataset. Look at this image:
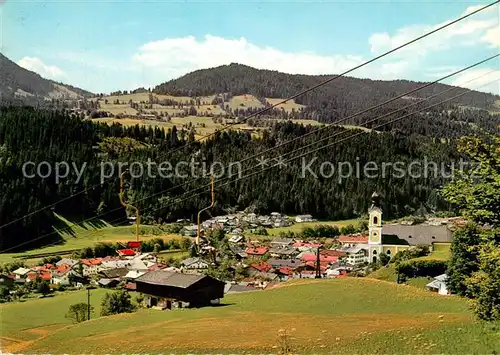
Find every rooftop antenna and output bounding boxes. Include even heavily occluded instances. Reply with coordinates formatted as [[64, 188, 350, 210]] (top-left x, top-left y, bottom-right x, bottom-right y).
[[119, 170, 140, 244], [196, 174, 215, 246]]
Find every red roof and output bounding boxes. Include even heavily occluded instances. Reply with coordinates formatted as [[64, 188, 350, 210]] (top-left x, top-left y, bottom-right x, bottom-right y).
[[117, 249, 136, 256], [81, 258, 103, 266], [245, 247, 268, 255], [338, 234, 368, 243], [321, 250, 346, 257], [292, 242, 323, 248], [127, 241, 142, 249], [300, 254, 338, 263], [54, 264, 71, 275], [278, 266, 294, 275], [28, 270, 52, 281], [251, 262, 272, 273]]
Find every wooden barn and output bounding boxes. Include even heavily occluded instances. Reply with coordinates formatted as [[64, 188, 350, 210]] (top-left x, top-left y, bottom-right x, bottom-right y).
[[134, 270, 225, 309]]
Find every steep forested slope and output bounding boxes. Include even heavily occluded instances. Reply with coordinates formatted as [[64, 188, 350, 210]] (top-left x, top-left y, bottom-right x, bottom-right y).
[[0, 106, 464, 251]]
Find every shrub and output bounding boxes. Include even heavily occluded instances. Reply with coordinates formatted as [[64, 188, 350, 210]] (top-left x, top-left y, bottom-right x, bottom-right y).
[[100, 290, 136, 316], [66, 303, 93, 323], [36, 281, 51, 296], [395, 259, 447, 283]]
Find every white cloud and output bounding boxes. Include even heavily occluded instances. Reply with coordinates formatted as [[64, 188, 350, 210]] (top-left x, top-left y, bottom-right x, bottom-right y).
[[481, 26, 500, 47], [132, 34, 366, 80], [368, 4, 498, 56], [17, 56, 66, 80], [41, 3, 497, 94], [451, 68, 500, 95]]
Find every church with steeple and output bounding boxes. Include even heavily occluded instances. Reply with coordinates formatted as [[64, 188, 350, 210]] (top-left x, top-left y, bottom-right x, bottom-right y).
[[338, 192, 454, 265]]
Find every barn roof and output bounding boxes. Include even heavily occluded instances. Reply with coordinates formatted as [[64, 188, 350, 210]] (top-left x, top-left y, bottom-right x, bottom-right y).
[[135, 270, 210, 288]]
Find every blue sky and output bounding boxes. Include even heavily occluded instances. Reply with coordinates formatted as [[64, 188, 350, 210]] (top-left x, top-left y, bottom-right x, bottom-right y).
[[2, 0, 499, 94]]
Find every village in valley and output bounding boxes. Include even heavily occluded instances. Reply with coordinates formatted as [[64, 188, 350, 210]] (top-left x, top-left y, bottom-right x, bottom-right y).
[[1, 193, 464, 310]]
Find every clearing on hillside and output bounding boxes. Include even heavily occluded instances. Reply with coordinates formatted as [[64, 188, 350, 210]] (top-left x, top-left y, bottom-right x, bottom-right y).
[[3, 278, 496, 354], [266, 98, 306, 112]]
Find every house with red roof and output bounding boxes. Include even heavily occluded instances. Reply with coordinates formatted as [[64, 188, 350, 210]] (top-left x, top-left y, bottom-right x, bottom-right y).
[[80, 258, 104, 277], [27, 269, 52, 282], [338, 233, 368, 247], [250, 262, 272, 273], [117, 249, 137, 257], [245, 247, 268, 256], [300, 253, 338, 264]]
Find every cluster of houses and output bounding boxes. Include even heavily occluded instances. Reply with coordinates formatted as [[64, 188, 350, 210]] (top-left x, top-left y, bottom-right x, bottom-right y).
[[181, 212, 313, 237], [1, 193, 462, 305]]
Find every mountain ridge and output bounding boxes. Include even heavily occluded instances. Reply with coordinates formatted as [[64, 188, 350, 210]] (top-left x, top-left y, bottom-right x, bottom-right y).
[[153, 62, 499, 112], [0, 54, 94, 104]]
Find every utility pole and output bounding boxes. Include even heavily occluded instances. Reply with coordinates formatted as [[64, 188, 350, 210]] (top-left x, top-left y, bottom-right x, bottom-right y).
[[315, 246, 322, 279]]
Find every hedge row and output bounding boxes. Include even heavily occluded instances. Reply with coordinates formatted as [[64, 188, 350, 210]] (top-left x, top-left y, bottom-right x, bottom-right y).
[[395, 259, 447, 282]]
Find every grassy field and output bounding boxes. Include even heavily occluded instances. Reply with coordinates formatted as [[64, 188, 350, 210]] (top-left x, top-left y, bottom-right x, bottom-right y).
[[266, 218, 363, 236], [368, 243, 452, 285], [228, 94, 264, 110], [2, 278, 498, 354], [0, 215, 181, 265], [266, 98, 305, 112]]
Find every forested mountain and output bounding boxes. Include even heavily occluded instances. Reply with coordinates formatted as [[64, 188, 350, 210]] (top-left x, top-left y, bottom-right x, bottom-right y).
[[154, 63, 500, 136], [0, 54, 93, 105], [0, 106, 464, 251]]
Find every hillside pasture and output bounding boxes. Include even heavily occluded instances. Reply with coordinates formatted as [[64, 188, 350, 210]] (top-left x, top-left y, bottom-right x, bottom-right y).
[[266, 218, 362, 236], [98, 103, 138, 115], [228, 94, 264, 110], [266, 98, 305, 112], [0, 215, 181, 265], [3, 278, 496, 354]]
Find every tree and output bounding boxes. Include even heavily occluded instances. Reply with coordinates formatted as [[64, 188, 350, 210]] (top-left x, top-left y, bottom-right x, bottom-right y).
[[66, 303, 93, 323], [378, 252, 390, 266], [446, 223, 482, 297], [37, 281, 51, 296], [180, 238, 192, 251], [100, 291, 136, 316], [441, 134, 500, 320], [0, 286, 10, 300]]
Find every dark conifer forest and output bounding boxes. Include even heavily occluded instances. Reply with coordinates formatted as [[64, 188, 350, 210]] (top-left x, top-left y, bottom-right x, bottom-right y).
[[0, 103, 485, 251]]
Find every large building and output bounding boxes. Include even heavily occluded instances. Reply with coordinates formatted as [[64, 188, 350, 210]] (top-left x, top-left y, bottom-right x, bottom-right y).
[[366, 192, 453, 263], [135, 270, 225, 309]]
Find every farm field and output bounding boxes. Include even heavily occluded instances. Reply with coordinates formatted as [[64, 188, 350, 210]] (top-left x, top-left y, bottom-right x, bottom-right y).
[[2, 278, 498, 354], [0, 215, 181, 265], [265, 98, 305, 112], [228, 94, 264, 110]]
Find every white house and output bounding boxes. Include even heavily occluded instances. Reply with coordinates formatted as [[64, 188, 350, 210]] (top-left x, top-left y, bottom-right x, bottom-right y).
[[80, 259, 105, 277], [341, 245, 369, 266], [12, 267, 31, 281], [181, 257, 210, 270], [426, 274, 450, 295], [295, 215, 313, 223]]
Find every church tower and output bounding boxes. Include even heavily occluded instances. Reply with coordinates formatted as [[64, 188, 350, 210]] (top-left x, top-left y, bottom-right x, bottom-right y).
[[368, 192, 383, 262]]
